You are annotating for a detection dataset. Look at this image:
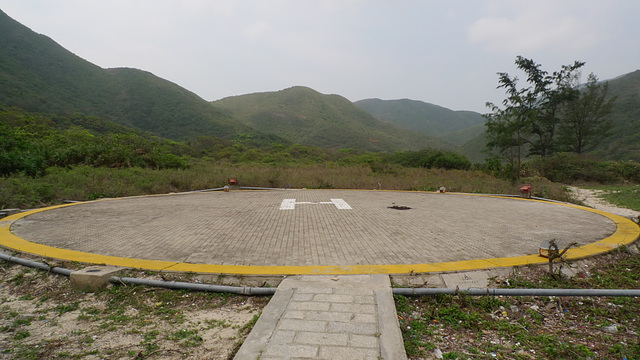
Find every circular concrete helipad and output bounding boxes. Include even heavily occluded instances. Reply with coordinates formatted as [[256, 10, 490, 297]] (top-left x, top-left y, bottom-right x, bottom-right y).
[[1, 190, 638, 275]]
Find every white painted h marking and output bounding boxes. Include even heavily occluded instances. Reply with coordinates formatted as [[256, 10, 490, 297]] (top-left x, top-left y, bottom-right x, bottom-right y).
[[280, 198, 352, 210]]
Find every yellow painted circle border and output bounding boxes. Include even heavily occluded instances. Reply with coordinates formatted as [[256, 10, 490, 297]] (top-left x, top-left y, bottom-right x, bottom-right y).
[[1, 192, 638, 275]]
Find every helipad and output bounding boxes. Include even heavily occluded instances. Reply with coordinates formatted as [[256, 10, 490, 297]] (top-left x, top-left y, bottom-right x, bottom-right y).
[[1, 190, 638, 275]]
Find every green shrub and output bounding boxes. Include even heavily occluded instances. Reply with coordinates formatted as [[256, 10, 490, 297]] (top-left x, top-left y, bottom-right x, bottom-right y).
[[526, 153, 638, 184], [388, 149, 471, 170]]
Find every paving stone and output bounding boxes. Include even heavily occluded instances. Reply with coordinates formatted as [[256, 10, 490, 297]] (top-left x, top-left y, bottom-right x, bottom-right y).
[[334, 287, 374, 295], [330, 302, 376, 314], [269, 330, 295, 344], [312, 293, 355, 303], [279, 318, 327, 332], [295, 332, 348, 346], [303, 311, 354, 322], [354, 313, 377, 324], [350, 334, 379, 348], [354, 295, 376, 304], [295, 286, 334, 294], [318, 346, 380, 359], [327, 321, 378, 335], [292, 293, 315, 301], [289, 301, 331, 312], [283, 310, 306, 319], [262, 344, 318, 357]]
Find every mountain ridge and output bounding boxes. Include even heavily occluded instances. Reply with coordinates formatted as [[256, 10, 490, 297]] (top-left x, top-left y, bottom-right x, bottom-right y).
[[2, 8, 640, 160], [354, 98, 486, 145], [0, 8, 250, 141], [212, 86, 452, 152]]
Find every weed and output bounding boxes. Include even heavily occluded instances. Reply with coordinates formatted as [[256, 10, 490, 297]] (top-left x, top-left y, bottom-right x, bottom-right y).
[[6, 344, 39, 360], [19, 294, 34, 300], [81, 335, 95, 344], [14, 330, 30, 340], [398, 249, 640, 359], [432, 304, 483, 330], [10, 272, 25, 285], [78, 306, 100, 321], [204, 318, 231, 329], [143, 329, 159, 342], [168, 328, 203, 347], [442, 351, 463, 359], [13, 317, 32, 326], [228, 313, 262, 359], [53, 301, 80, 315]]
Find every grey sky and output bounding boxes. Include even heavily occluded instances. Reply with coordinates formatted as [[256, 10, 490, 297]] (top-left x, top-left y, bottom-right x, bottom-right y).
[[1, 0, 638, 113]]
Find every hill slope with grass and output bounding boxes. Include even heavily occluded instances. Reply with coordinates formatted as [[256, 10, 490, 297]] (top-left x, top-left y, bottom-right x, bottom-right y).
[[354, 98, 486, 145], [0, 9, 250, 141], [591, 69, 640, 161], [212, 86, 452, 152]]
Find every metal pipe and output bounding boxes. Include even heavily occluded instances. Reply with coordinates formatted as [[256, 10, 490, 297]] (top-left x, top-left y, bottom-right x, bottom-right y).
[[239, 186, 287, 191], [0, 251, 74, 276], [0, 251, 273, 295], [2, 251, 638, 297], [392, 287, 640, 297], [109, 276, 276, 295]]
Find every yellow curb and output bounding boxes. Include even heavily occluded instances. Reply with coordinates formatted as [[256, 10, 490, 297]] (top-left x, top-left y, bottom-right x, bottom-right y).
[[1, 193, 638, 275]]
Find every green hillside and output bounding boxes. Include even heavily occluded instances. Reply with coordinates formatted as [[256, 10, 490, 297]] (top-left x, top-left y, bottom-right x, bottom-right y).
[[212, 86, 451, 152], [354, 98, 486, 144], [591, 70, 640, 161], [0, 9, 249, 141], [459, 132, 488, 164]]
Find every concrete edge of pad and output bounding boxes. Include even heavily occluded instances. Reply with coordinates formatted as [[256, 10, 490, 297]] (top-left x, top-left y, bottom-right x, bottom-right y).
[[373, 274, 408, 360], [233, 288, 294, 359]]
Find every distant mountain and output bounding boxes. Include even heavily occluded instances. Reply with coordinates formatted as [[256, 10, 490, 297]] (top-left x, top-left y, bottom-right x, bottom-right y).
[[458, 132, 488, 164], [591, 70, 640, 161], [0, 9, 250, 141], [212, 86, 452, 152], [3, 8, 638, 159], [354, 98, 486, 145]]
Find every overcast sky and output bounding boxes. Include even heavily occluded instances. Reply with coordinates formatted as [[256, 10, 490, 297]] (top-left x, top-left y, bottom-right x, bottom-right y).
[[1, 0, 638, 113]]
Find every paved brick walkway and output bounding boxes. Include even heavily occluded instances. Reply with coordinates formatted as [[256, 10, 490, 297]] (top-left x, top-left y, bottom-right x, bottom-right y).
[[10, 190, 617, 267], [234, 274, 405, 360]]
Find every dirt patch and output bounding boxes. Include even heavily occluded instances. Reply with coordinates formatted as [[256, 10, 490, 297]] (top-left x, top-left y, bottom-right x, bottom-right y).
[[567, 186, 640, 218], [0, 260, 269, 359]]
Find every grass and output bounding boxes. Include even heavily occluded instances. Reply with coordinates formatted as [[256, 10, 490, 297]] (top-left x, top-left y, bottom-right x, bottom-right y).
[[0, 162, 574, 209], [584, 184, 640, 211], [396, 247, 640, 359]]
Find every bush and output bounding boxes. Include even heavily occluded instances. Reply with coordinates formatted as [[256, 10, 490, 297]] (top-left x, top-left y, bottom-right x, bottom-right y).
[[525, 153, 638, 184], [388, 149, 471, 170]]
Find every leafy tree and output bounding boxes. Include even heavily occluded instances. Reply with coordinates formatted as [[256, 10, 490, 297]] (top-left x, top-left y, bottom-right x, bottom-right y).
[[558, 74, 616, 154], [484, 100, 532, 180], [484, 56, 585, 178], [529, 60, 584, 156]]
